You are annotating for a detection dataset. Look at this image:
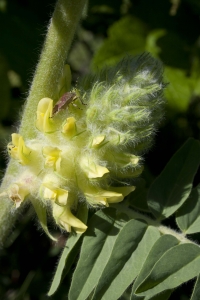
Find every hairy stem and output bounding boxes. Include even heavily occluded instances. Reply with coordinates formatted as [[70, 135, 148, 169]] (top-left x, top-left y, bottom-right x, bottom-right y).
[[20, 0, 87, 139], [114, 204, 196, 245], [0, 0, 87, 246]]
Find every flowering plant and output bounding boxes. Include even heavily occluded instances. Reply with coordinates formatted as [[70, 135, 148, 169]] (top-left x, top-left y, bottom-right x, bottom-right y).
[[0, 1, 200, 299]]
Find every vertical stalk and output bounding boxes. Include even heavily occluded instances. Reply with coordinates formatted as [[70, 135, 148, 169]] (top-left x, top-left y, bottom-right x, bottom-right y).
[[0, 0, 87, 246], [20, 0, 87, 139]]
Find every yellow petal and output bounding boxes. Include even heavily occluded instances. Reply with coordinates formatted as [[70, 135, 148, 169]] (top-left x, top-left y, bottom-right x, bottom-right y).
[[7, 133, 31, 165], [108, 186, 135, 197], [62, 117, 77, 137], [42, 183, 68, 206], [43, 185, 57, 201], [8, 183, 29, 208], [91, 135, 105, 148], [12, 133, 20, 145], [36, 98, 54, 133], [80, 156, 109, 179], [84, 187, 124, 206], [59, 220, 72, 232], [53, 203, 87, 234], [106, 151, 140, 167], [56, 189, 69, 206], [43, 146, 62, 171]]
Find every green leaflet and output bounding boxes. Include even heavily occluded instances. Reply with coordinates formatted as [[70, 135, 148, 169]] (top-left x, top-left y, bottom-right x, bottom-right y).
[[69, 208, 127, 300], [131, 235, 179, 300], [92, 16, 147, 70], [176, 184, 200, 234], [190, 275, 200, 300], [135, 243, 200, 298], [48, 232, 83, 296], [147, 138, 200, 220], [164, 66, 194, 112], [92, 226, 160, 300], [48, 203, 88, 296], [92, 219, 148, 300]]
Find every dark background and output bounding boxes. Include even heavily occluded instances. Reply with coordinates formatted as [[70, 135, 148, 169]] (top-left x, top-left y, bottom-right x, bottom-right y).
[[0, 0, 200, 299]]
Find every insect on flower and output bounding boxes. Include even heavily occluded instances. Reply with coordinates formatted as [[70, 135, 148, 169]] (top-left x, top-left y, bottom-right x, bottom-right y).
[[53, 92, 86, 115]]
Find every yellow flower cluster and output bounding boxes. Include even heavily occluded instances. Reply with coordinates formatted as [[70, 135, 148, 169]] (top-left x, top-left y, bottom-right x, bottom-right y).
[[6, 94, 136, 239], [5, 54, 164, 240]]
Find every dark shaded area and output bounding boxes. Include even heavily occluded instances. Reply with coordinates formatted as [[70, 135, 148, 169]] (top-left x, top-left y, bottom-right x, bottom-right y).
[[0, 0, 200, 299]]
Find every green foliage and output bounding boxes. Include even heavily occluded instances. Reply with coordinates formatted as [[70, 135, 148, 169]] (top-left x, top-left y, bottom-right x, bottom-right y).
[[48, 232, 83, 296], [92, 16, 147, 68], [164, 67, 195, 112], [92, 13, 200, 114], [148, 138, 200, 220], [47, 138, 200, 299], [1, 1, 200, 299], [128, 180, 149, 212], [176, 184, 200, 234], [48, 203, 88, 296], [135, 243, 200, 298], [69, 208, 127, 300]]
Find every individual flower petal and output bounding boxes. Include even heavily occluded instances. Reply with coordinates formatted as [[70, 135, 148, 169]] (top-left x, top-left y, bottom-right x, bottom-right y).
[[42, 183, 68, 206], [36, 98, 54, 133], [109, 152, 140, 167], [43, 146, 62, 171], [7, 133, 31, 165], [53, 203, 87, 233], [91, 135, 106, 148], [108, 186, 135, 197], [80, 156, 109, 179], [83, 186, 124, 206], [62, 117, 77, 137], [8, 183, 29, 208]]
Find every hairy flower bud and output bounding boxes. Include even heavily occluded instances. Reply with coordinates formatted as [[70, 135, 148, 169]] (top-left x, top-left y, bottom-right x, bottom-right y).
[[4, 54, 165, 240]]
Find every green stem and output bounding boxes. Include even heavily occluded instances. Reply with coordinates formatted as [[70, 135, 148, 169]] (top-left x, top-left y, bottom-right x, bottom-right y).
[[20, 0, 87, 139], [114, 204, 195, 245], [0, 0, 87, 246]]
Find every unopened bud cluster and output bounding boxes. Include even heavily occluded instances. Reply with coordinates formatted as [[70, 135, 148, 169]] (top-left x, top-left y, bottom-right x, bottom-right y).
[[4, 54, 165, 239]]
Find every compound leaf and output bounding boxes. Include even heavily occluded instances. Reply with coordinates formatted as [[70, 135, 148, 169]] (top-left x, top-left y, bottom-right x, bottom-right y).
[[135, 243, 200, 298], [95, 226, 160, 300], [147, 138, 200, 220], [69, 208, 127, 300], [92, 218, 148, 300]]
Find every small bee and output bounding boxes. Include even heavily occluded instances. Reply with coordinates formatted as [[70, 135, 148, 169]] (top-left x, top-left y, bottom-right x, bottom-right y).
[[53, 92, 86, 115]]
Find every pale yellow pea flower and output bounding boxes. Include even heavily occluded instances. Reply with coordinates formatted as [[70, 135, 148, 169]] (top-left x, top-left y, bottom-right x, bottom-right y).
[[43, 146, 62, 171], [7, 133, 31, 165], [36, 98, 54, 133]]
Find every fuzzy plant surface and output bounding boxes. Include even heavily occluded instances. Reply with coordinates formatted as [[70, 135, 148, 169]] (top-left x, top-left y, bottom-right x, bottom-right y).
[[2, 53, 164, 240], [1, 1, 200, 300]]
